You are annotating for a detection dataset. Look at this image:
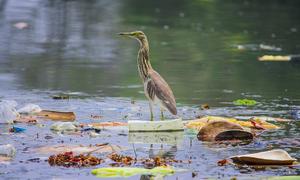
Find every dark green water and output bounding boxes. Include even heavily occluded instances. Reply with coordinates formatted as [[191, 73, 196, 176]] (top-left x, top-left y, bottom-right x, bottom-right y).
[[1, 0, 300, 106], [0, 0, 300, 179]]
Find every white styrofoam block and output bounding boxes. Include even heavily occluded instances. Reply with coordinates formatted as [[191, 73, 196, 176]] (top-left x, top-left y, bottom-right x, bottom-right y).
[[128, 118, 184, 132]]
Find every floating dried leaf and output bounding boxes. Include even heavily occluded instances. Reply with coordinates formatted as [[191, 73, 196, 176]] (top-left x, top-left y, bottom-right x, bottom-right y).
[[108, 153, 134, 165], [107, 153, 189, 168], [48, 151, 103, 167], [38, 110, 75, 121], [185, 116, 279, 130]]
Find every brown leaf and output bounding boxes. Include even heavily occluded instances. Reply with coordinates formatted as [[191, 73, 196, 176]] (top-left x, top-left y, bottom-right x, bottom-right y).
[[37, 110, 75, 121], [48, 151, 103, 167]]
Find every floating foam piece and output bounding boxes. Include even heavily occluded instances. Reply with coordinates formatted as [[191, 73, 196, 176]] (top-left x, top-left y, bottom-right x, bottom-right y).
[[230, 149, 297, 165], [128, 118, 184, 132]]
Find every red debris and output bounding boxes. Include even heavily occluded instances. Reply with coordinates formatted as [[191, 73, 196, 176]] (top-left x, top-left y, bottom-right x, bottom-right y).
[[217, 159, 228, 166], [250, 120, 266, 130]]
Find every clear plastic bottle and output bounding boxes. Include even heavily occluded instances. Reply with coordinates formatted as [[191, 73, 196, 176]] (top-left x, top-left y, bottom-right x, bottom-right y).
[[0, 144, 16, 157]]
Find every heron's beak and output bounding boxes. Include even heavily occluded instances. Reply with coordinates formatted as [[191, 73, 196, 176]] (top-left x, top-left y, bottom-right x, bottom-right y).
[[118, 32, 132, 36]]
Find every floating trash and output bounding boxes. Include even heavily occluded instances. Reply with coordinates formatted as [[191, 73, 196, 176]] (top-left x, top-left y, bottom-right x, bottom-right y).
[[185, 116, 279, 131], [50, 122, 79, 132], [214, 130, 254, 141], [0, 144, 16, 158], [108, 153, 190, 168], [48, 151, 103, 167], [38, 110, 76, 121], [258, 55, 300, 62], [259, 44, 282, 51], [0, 100, 19, 123], [235, 44, 282, 51], [128, 118, 184, 132], [81, 127, 101, 133], [9, 126, 26, 133], [91, 166, 175, 178], [108, 153, 134, 166], [13, 22, 29, 29], [34, 144, 125, 154], [17, 104, 42, 115], [13, 116, 38, 124], [266, 176, 300, 180], [197, 120, 250, 142], [87, 122, 127, 129], [230, 149, 297, 165]]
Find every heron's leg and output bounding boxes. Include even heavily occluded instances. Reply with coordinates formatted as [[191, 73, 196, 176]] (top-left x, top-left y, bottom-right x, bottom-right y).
[[149, 103, 154, 121], [160, 108, 165, 120]]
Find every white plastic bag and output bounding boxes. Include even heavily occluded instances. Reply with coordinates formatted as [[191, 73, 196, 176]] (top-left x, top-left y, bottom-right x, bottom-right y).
[[17, 104, 42, 114], [0, 144, 16, 157], [50, 122, 79, 131], [0, 100, 19, 123]]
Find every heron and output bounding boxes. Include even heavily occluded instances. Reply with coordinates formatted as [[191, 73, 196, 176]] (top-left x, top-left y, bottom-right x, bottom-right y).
[[118, 31, 177, 121]]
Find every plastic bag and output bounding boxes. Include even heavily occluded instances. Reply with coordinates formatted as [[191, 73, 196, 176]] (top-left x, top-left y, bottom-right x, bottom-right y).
[[17, 104, 42, 114], [50, 122, 79, 131], [0, 100, 19, 123], [0, 144, 16, 157]]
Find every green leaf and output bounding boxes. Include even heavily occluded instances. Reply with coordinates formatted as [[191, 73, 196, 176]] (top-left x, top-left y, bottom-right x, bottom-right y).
[[233, 99, 257, 106], [91, 166, 175, 178]]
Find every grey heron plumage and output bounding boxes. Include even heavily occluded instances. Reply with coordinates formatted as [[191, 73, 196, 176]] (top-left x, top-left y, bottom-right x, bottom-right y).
[[119, 31, 177, 120]]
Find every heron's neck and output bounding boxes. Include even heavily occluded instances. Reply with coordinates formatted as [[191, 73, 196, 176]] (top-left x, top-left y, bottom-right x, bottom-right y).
[[137, 38, 152, 81]]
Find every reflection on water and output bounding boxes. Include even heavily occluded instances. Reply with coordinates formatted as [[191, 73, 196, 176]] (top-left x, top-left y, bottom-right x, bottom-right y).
[[129, 131, 184, 145]]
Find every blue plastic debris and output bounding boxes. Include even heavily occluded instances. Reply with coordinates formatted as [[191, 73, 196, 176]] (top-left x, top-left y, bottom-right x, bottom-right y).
[[10, 126, 26, 133]]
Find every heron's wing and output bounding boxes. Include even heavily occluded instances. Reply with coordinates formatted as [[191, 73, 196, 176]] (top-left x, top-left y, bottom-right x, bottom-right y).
[[147, 70, 177, 115]]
